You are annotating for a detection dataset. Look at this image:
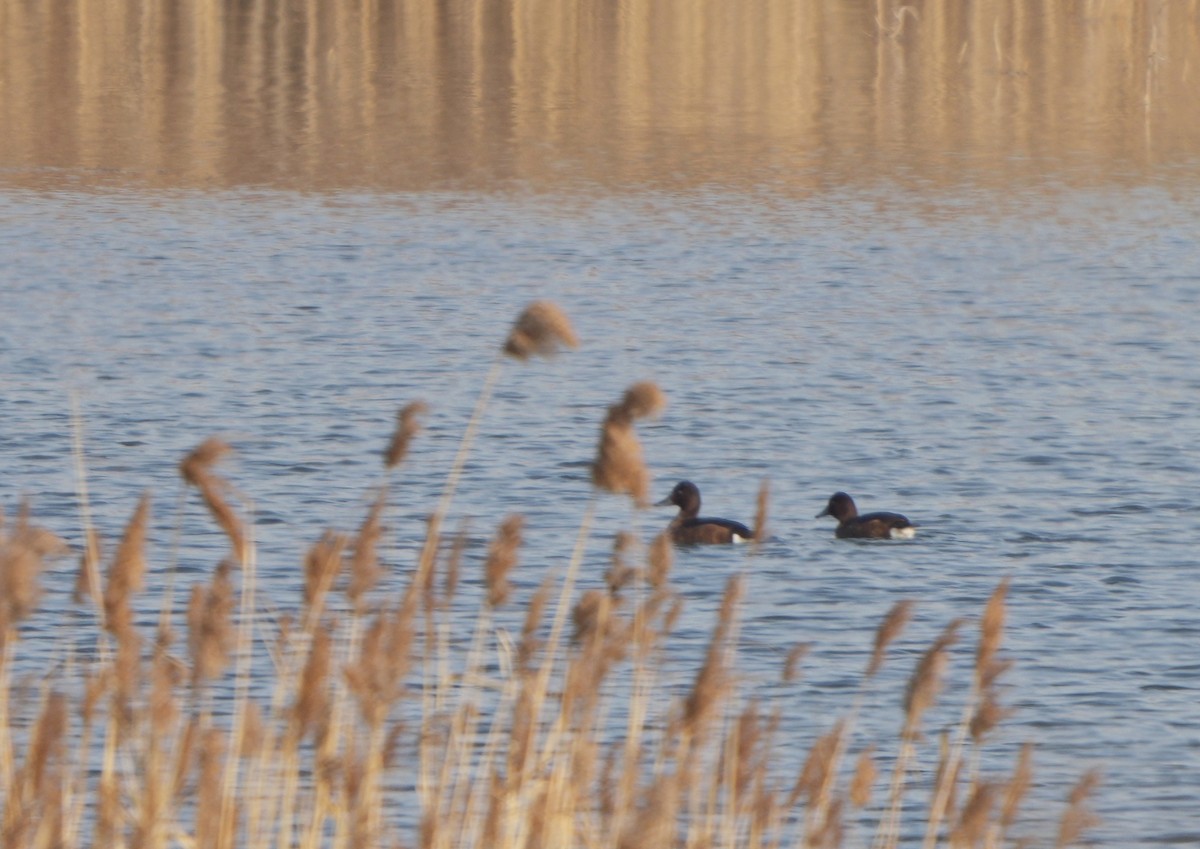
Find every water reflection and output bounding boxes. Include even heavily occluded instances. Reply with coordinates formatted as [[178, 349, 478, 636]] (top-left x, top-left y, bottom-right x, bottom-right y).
[[1, 0, 1197, 192]]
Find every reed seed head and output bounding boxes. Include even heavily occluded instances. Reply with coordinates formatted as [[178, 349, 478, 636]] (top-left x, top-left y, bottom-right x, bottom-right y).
[[950, 783, 997, 848], [186, 561, 235, 687], [849, 745, 877, 808], [294, 626, 332, 743], [753, 478, 770, 544], [0, 504, 68, 632], [867, 599, 915, 679], [903, 618, 962, 736], [977, 577, 1010, 684], [304, 530, 348, 610], [503, 300, 579, 360], [179, 437, 233, 487], [616, 381, 667, 421], [1055, 769, 1102, 849], [1001, 742, 1034, 829], [783, 643, 811, 683], [384, 400, 428, 470], [648, 531, 673, 590], [348, 491, 386, 611], [104, 492, 150, 638], [484, 514, 524, 607]]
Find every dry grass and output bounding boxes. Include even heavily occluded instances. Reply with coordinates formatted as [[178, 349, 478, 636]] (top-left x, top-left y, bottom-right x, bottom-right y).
[[0, 302, 1100, 849]]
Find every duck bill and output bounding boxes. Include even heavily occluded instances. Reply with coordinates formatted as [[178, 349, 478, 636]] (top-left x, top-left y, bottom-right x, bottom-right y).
[[815, 507, 831, 518], [654, 495, 674, 507]]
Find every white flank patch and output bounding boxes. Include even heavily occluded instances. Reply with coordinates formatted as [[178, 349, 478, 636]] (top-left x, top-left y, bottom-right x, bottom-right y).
[[890, 526, 917, 540], [732, 534, 748, 544]]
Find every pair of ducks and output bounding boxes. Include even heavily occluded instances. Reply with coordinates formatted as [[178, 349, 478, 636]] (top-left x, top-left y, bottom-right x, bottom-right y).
[[657, 480, 917, 545]]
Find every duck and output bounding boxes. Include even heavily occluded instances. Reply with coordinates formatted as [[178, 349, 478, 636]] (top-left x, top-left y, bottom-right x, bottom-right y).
[[816, 491, 916, 540], [656, 480, 754, 545]]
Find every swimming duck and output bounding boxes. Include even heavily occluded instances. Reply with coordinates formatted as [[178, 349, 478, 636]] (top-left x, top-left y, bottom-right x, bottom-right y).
[[816, 491, 916, 540], [656, 480, 754, 545]]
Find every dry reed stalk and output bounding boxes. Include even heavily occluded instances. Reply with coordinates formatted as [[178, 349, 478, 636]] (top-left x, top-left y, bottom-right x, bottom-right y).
[[347, 490, 386, 613], [783, 643, 811, 683], [924, 581, 1013, 849], [70, 397, 106, 620], [384, 400, 428, 470], [1055, 769, 1101, 848], [591, 382, 666, 505], [104, 492, 150, 641], [485, 515, 524, 608], [876, 618, 962, 849], [187, 562, 236, 689], [849, 745, 878, 808], [949, 782, 996, 848], [180, 438, 248, 563], [503, 301, 580, 360], [302, 530, 347, 625]]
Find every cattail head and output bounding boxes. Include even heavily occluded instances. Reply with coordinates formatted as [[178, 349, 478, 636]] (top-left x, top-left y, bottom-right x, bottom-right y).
[[384, 401, 427, 470], [484, 515, 524, 607], [867, 599, 915, 679], [503, 300, 579, 360]]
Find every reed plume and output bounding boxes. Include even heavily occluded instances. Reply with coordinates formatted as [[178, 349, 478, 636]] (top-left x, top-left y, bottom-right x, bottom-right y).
[[503, 300, 580, 360], [484, 515, 524, 608], [186, 561, 236, 688], [591, 381, 666, 505], [347, 490, 386, 612], [103, 492, 150, 639], [179, 438, 247, 561], [383, 400, 427, 470]]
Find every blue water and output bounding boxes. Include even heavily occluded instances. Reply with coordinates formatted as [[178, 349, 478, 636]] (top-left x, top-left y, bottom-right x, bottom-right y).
[[2, 184, 1199, 844]]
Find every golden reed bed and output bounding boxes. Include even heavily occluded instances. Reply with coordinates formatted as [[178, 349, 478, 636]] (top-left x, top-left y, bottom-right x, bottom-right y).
[[0, 302, 1097, 848]]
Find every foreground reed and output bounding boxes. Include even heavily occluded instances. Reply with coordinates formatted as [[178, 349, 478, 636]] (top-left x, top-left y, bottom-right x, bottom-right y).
[[0, 303, 1097, 849]]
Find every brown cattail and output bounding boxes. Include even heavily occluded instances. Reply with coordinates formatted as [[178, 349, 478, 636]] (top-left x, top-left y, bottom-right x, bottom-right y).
[[867, 599, 915, 679], [903, 618, 962, 736], [484, 515, 523, 607], [849, 745, 877, 808], [348, 491, 386, 611], [383, 401, 427, 470], [503, 300, 579, 360], [104, 492, 150, 638], [1055, 769, 1101, 848]]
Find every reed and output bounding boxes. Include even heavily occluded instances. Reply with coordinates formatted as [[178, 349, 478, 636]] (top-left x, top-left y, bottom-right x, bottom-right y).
[[0, 305, 1100, 849]]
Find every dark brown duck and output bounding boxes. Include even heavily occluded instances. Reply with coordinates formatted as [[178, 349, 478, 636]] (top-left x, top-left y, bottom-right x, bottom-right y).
[[816, 491, 916, 540], [656, 480, 753, 545]]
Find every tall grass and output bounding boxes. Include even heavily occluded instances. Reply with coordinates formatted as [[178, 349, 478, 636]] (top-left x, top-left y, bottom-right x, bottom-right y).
[[0, 302, 1097, 849]]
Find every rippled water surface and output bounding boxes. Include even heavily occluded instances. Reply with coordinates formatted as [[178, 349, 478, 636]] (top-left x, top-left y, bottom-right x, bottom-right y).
[[3, 183, 1199, 844]]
